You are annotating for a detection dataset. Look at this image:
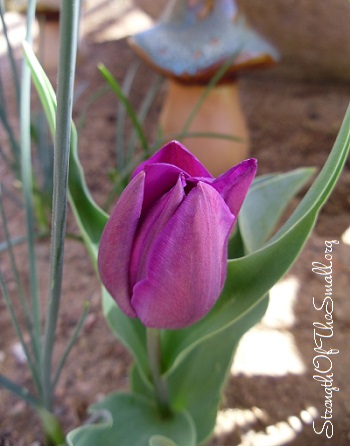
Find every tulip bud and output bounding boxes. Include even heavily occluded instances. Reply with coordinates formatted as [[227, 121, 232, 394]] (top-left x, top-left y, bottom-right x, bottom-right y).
[[98, 141, 257, 329]]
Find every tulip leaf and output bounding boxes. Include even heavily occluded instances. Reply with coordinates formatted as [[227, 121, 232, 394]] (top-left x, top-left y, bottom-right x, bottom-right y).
[[149, 436, 179, 446], [102, 288, 150, 384], [162, 103, 350, 375], [239, 167, 315, 253], [22, 42, 108, 264], [66, 392, 196, 446], [133, 296, 268, 444], [168, 295, 269, 443]]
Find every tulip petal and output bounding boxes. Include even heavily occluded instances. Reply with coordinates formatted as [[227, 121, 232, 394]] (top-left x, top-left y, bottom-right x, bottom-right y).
[[141, 163, 186, 213], [212, 158, 257, 217], [130, 175, 186, 287], [131, 182, 234, 329], [133, 140, 213, 179], [98, 171, 145, 318]]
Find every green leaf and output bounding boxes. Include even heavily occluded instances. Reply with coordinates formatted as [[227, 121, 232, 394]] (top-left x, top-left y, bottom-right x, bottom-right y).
[[37, 406, 66, 445], [239, 167, 315, 253], [133, 297, 268, 444], [68, 126, 108, 262], [22, 41, 108, 265], [66, 393, 196, 446], [99, 64, 149, 156], [161, 104, 350, 376], [170, 296, 268, 443], [102, 289, 150, 384], [0, 373, 38, 408], [149, 435, 179, 446]]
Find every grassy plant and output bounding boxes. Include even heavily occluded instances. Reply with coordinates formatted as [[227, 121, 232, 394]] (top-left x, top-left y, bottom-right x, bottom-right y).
[[0, 1, 56, 234], [0, 1, 87, 443]]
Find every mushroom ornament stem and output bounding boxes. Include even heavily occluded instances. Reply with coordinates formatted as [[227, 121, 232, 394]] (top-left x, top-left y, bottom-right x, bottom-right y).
[[159, 79, 250, 177]]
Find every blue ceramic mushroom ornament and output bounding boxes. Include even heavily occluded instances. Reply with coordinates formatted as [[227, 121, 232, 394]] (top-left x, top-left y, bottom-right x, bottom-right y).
[[129, 0, 279, 84]]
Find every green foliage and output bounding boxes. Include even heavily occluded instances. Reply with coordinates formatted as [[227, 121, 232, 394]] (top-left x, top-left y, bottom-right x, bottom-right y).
[[149, 436, 180, 446], [22, 41, 108, 262], [99, 64, 150, 155], [67, 393, 196, 446], [0, 1, 20, 172], [0, 2, 86, 443], [102, 287, 149, 380], [239, 167, 315, 253], [132, 296, 268, 443], [0, 3, 55, 232], [21, 16, 350, 444], [68, 104, 349, 444]]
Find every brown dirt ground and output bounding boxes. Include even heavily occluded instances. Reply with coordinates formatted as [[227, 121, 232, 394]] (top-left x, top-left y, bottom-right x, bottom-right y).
[[1, 10, 350, 446]]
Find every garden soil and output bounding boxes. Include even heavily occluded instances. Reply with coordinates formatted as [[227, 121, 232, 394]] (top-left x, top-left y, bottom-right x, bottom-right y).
[[1, 12, 350, 446]]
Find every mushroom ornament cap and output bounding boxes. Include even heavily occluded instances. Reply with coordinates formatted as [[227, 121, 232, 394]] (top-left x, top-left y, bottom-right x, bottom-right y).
[[129, 0, 279, 84]]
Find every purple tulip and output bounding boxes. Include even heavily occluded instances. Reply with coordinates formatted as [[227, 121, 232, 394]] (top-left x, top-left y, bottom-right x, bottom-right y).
[[98, 141, 257, 330]]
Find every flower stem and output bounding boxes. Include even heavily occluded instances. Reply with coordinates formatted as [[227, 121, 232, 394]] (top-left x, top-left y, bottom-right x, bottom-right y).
[[146, 328, 171, 417]]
